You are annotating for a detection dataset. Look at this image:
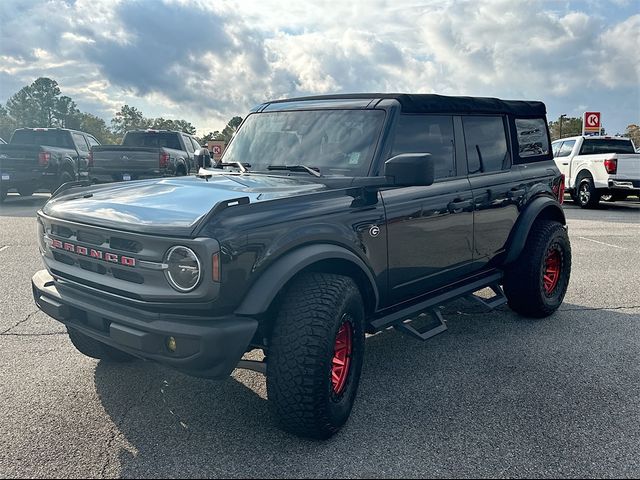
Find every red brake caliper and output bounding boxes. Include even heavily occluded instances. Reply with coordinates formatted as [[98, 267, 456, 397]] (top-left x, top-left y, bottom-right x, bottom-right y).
[[543, 248, 561, 295], [331, 321, 352, 395]]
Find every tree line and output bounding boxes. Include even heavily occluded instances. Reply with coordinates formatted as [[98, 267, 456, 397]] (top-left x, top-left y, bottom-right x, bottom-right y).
[[0, 77, 243, 145], [548, 115, 639, 144]]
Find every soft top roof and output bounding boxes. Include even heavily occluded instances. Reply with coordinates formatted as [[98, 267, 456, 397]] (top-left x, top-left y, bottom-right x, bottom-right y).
[[267, 93, 546, 116]]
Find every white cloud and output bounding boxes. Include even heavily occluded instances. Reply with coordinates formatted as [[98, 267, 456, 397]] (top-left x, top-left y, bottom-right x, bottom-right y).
[[0, 0, 637, 135]]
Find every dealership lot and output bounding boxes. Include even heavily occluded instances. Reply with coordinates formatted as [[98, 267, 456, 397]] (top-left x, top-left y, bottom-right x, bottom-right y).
[[0, 193, 639, 478]]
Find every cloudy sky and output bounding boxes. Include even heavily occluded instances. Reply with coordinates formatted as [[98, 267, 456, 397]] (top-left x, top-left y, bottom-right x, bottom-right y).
[[1, 0, 638, 135]]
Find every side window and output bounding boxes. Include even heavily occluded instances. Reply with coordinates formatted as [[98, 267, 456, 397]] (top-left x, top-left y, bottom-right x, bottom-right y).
[[190, 137, 201, 151], [557, 140, 575, 157], [71, 132, 89, 153], [86, 135, 100, 147], [462, 116, 509, 174], [515, 118, 549, 158], [552, 141, 562, 157], [390, 115, 456, 179], [182, 134, 195, 153]]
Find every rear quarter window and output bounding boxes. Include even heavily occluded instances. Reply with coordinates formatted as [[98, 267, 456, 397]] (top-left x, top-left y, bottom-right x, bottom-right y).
[[579, 139, 635, 155], [515, 118, 550, 159]]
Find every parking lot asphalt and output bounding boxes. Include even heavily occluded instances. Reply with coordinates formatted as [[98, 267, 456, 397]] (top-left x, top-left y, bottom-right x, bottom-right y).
[[0, 192, 639, 478]]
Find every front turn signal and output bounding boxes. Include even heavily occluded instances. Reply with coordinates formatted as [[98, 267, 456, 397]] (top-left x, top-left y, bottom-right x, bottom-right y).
[[212, 252, 220, 283]]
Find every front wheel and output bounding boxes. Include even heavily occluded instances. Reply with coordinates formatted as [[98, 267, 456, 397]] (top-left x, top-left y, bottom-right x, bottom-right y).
[[267, 272, 365, 439], [503, 219, 571, 318]]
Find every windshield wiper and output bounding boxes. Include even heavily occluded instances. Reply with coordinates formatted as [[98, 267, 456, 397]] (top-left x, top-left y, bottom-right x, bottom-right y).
[[267, 164, 321, 177], [219, 161, 249, 173]]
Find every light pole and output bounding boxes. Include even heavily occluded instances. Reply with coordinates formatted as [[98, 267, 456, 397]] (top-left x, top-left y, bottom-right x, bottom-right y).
[[559, 114, 567, 139]]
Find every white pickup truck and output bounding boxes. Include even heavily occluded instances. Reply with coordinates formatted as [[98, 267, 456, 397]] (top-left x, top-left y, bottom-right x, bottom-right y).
[[551, 135, 640, 208]]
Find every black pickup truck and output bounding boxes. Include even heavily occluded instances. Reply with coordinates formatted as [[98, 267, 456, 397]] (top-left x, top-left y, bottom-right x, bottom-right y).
[[0, 128, 99, 202], [89, 130, 201, 183], [32, 94, 570, 439]]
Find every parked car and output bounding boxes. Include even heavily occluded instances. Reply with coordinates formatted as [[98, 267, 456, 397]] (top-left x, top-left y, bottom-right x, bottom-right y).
[[89, 130, 201, 183], [0, 128, 98, 202], [33, 93, 569, 438], [551, 135, 640, 207]]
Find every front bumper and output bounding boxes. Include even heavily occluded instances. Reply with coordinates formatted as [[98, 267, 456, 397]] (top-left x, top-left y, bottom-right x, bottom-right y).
[[32, 269, 258, 379]]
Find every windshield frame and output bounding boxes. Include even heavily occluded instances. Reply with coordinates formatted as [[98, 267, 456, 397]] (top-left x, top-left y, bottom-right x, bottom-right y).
[[220, 108, 387, 178]]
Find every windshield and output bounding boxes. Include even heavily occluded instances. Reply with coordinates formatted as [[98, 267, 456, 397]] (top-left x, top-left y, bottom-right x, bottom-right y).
[[10, 130, 73, 148], [579, 139, 635, 155], [123, 132, 182, 150], [222, 110, 385, 176]]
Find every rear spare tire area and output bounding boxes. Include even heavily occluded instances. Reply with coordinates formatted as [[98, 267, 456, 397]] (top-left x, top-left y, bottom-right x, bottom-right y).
[[503, 219, 571, 318], [267, 272, 365, 439]]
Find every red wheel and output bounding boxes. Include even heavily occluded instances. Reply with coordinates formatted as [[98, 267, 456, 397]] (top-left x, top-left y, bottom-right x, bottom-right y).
[[331, 318, 353, 396], [543, 248, 561, 295]]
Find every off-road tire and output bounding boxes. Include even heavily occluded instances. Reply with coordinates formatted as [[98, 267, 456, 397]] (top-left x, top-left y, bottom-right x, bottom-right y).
[[575, 173, 601, 208], [267, 272, 365, 439], [503, 219, 571, 318], [67, 327, 135, 362]]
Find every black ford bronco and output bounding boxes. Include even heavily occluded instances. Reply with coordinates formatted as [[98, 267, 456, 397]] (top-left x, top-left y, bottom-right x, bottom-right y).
[[32, 94, 571, 438]]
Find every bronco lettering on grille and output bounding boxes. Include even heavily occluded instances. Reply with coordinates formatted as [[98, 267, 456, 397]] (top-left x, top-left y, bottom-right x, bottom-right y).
[[50, 238, 136, 267]]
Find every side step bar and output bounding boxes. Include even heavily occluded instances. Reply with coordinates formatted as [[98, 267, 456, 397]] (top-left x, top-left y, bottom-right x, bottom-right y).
[[370, 271, 506, 341]]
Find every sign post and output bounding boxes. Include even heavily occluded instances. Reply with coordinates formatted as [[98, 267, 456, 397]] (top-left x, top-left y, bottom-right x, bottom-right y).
[[583, 112, 601, 136]]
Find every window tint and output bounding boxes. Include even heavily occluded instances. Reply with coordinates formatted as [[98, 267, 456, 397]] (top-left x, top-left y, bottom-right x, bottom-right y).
[[557, 140, 575, 157], [72, 132, 89, 153], [86, 135, 100, 147], [390, 115, 456, 179], [123, 132, 182, 150], [10, 130, 73, 148], [515, 118, 549, 158], [463, 116, 509, 173], [579, 138, 635, 155], [182, 134, 194, 153]]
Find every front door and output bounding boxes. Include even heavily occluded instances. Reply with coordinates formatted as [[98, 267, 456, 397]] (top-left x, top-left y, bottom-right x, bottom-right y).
[[381, 114, 474, 305]]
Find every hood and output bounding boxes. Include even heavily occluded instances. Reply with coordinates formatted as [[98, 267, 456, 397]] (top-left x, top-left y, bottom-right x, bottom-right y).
[[42, 173, 326, 236]]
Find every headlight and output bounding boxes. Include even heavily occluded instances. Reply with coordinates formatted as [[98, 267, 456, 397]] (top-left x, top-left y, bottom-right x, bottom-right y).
[[164, 246, 201, 292]]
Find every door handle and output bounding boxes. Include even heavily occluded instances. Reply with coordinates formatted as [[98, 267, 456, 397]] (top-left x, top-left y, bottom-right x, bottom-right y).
[[562, 162, 569, 166], [447, 199, 472, 213]]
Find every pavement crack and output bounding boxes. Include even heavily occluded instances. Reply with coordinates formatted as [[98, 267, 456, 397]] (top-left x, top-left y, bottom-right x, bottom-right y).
[[0, 310, 39, 335], [560, 305, 640, 312], [0, 332, 66, 337]]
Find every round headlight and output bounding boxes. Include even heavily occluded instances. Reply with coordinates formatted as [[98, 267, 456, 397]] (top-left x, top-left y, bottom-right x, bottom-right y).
[[164, 246, 201, 292]]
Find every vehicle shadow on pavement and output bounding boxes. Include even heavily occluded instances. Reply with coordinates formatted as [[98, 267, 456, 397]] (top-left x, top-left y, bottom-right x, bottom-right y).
[[93, 301, 640, 478]]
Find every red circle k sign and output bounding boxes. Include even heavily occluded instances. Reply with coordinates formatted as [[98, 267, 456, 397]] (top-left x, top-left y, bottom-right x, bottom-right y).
[[585, 112, 601, 128], [212, 145, 222, 155]]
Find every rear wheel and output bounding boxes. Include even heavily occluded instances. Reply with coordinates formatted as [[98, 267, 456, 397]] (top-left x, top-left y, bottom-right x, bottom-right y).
[[576, 174, 601, 208], [67, 327, 136, 362], [503, 219, 571, 318], [267, 272, 365, 439]]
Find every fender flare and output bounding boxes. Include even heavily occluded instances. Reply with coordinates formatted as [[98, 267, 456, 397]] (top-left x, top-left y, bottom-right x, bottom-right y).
[[504, 196, 566, 264], [59, 157, 77, 178], [175, 158, 187, 174], [235, 243, 379, 316]]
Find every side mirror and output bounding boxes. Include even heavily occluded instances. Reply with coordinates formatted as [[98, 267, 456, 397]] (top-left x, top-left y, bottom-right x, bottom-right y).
[[196, 148, 212, 168], [384, 153, 434, 187]]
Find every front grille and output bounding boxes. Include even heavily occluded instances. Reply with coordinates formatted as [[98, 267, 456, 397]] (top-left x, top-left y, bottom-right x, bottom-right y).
[[52, 224, 73, 238], [77, 230, 104, 245], [110, 237, 143, 253], [51, 269, 144, 300], [112, 268, 144, 284]]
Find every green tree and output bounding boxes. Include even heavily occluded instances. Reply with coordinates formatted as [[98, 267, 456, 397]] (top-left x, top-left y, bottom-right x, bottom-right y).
[[54, 95, 80, 128], [624, 124, 640, 147], [0, 105, 17, 142], [548, 116, 582, 141], [110, 105, 149, 139], [150, 117, 196, 135], [172, 119, 196, 135], [220, 116, 243, 143], [75, 113, 116, 144]]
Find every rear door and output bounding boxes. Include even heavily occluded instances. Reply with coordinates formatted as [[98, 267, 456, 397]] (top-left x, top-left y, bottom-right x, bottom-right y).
[[462, 115, 524, 263], [381, 114, 474, 304], [554, 139, 576, 185]]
